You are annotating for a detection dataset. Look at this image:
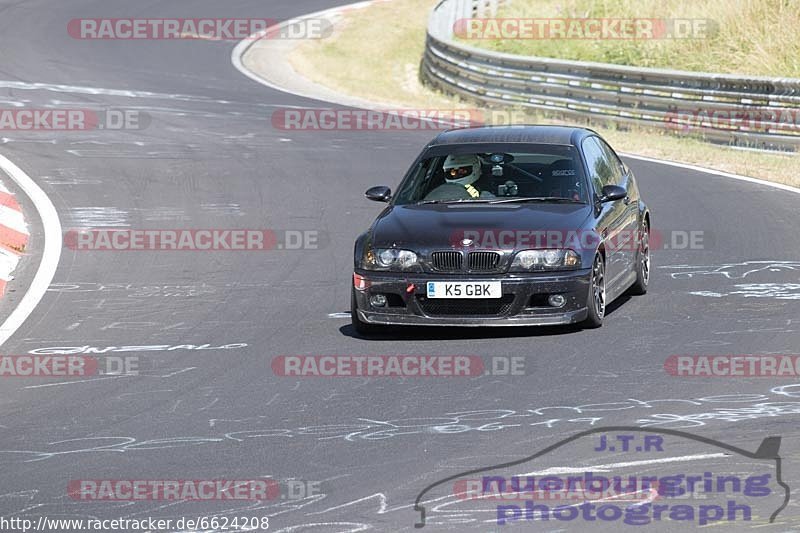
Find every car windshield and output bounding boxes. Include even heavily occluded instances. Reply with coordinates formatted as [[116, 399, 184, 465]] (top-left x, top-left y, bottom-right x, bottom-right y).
[[392, 144, 587, 205]]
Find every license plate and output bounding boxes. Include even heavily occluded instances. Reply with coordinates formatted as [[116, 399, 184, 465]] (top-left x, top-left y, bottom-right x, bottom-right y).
[[426, 281, 502, 299]]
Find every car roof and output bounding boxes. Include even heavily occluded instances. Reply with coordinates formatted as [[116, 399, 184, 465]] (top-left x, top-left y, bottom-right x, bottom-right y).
[[428, 125, 597, 147]]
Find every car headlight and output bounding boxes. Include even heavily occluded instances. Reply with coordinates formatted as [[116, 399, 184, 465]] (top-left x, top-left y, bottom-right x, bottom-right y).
[[364, 248, 419, 271], [510, 249, 581, 271]]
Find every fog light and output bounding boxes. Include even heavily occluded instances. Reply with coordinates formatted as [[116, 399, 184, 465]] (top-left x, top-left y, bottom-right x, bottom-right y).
[[370, 294, 387, 307], [548, 294, 566, 308]]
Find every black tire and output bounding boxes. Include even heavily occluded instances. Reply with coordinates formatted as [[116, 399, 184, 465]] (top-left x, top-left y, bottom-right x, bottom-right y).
[[628, 222, 650, 296], [582, 253, 606, 328], [351, 288, 383, 336]]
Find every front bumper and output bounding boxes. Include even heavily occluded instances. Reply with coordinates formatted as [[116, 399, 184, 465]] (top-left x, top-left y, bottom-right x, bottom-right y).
[[353, 269, 591, 327]]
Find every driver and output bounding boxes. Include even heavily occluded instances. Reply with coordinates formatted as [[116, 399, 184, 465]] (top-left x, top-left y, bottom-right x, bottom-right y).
[[424, 154, 495, 201]]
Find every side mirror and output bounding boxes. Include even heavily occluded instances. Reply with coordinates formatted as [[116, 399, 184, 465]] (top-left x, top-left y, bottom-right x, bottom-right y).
[[365, 185, 392, 202], [599, 185, 626, 203]]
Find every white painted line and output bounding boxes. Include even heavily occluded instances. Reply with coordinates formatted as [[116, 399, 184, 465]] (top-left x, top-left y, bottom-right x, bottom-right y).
[[24, 375, 132, 389], [620, 153, 800, 196], [231, 16, 313, 96], [0, 153, 62, 347], [0, 204, 29, 235], [231, 0, 392, 102], [159, 367, 196, 378], [328, 312, 350, 319], [519, 452, 728, 476], [0, 248, 21, 281]]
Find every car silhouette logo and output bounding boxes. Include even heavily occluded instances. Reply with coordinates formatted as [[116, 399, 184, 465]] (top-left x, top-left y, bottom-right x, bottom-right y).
[[413, 426, 790, 528]]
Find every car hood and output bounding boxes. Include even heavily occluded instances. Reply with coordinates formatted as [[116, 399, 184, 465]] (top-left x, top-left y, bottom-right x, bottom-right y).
[[370, 203, 594, 250]]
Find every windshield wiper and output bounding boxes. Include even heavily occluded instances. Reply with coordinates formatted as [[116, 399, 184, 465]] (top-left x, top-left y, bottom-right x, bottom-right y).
[[487, 197, 585, 204], [415, 198, 494, 205]]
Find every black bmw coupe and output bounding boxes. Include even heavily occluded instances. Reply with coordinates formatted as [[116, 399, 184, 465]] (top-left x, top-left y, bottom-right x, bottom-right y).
[[351, 126, 650, 334]]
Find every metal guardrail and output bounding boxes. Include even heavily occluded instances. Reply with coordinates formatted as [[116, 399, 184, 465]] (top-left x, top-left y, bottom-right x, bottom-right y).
[[421, 0, 800, 151]]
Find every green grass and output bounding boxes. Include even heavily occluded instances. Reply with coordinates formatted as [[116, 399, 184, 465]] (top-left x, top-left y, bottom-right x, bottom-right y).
[[463, 0, 800, 77], [290, 0, 449, 107]]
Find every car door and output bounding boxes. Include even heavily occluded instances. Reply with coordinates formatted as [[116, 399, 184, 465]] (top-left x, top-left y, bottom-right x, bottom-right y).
[[580, 137, 627, 286], [595, 137, 639, 275]]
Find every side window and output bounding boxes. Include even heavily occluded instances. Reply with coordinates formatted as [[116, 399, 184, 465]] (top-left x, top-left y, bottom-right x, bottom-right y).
[[395, 157, 437, 203], [595, 138, 626, 185], [581, 137, 612, 196]]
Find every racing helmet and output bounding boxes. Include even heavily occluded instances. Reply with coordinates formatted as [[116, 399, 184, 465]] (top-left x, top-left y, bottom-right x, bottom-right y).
[[443, 154, 481, 186]]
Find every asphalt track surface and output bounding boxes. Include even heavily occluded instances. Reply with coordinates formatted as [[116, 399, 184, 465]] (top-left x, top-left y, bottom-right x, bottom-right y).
[[0, 1, 799, 531]]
